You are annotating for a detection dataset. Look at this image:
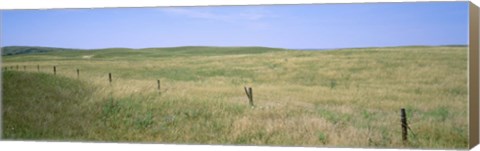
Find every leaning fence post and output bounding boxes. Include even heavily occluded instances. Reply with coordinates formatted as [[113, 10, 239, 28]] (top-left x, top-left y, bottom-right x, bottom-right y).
[[244, 87, 254, 108], [401, 108, 408, 143], [53, 66, 56, 75]]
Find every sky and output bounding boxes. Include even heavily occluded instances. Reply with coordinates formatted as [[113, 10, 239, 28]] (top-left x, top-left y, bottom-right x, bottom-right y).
[[0, 2, 469, 49]]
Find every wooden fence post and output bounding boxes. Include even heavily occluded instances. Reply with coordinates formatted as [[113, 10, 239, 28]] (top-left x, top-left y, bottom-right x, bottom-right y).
[[249, 87, 253, 107], [77, 69, 80, 79], [53, 66, 56, 75], [401, 108, 408, 143], [37, 64, 40, 72], [157, 80, 161, 94], [244, 87, 254, 108], [109, 73, 112, 85]]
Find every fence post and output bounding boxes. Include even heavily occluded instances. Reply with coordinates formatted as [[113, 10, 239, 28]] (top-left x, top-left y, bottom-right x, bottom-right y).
[[401, 108, 408, 143], [157, 80, 161, 94], [109, 73, 112, 85], [249, 87, 254, 107], [37, 64, 40, 72], [77, 69, 80, 79], [53, 66, 56, 75], [244, 87, 254, 108]]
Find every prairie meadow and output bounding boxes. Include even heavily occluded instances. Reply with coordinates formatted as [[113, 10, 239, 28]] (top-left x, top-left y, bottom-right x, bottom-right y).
[[1, 46, 469, 149]]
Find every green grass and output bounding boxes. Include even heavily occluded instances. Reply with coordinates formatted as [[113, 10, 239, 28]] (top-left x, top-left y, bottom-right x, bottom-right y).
[[1, 46, 469, 148], [2, 71, 95, 140]]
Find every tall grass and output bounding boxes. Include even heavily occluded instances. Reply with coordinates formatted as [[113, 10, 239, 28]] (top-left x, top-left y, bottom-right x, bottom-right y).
[[1, 46, 468, 148]]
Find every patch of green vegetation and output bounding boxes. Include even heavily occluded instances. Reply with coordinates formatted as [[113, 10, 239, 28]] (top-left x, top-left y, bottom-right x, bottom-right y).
[[156, 67, 200, 81], [292, 71, 319, 86], [445, 87, 468, 96], [424, 107, 450, 122], [234, 129, 271, 145], [196, 68, 255, 79], [330, 80, 337, 89], [2, 71, 95, 140], [315, 107, 351, 124], [317, 131, 328, 144], [361, 110, 375, 120]]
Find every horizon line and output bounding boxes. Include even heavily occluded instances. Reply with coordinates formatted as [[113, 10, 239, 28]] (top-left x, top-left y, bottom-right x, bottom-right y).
[[1, 44, 469, 51]]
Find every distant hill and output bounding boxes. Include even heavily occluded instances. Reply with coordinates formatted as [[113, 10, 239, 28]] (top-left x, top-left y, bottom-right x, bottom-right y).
[[1, 46, 286, 57], [3, 45, 466, 57], [1, 46, 81, 56], [292, 45, 468, 51], [139, 46, 286, 55]]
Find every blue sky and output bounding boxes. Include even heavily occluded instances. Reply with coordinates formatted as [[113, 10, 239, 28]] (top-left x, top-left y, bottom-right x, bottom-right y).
[[1, 2, 469, 49]]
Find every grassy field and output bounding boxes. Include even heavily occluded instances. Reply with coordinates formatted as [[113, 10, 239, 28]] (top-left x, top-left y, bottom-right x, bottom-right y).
[[1, 46, 468, 149]]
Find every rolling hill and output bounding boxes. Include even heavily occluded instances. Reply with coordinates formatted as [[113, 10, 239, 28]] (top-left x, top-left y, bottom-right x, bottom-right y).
[[1, 46, 81, 56]]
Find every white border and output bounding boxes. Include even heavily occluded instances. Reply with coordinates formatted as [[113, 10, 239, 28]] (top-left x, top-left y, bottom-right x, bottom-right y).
[[0, 141, 463, 151], [0, 0, 478, 151]]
